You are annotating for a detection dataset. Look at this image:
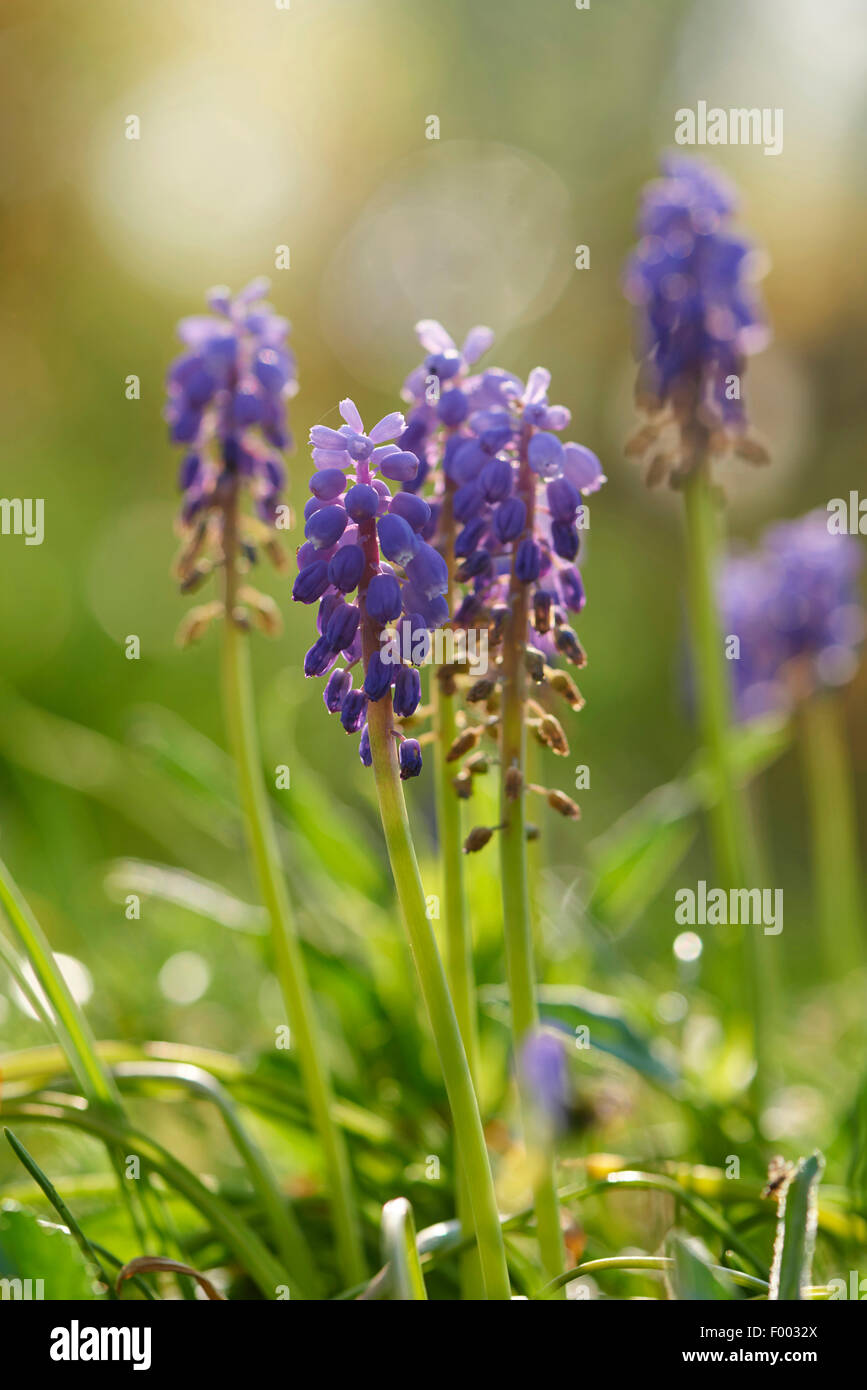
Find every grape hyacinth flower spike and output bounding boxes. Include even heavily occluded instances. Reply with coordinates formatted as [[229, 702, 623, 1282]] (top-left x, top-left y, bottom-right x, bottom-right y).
[[295, 395, 511, 1300], [624, 156, 771, 1108], [167, 278, 297, 642], [294, 397, 450, 772], [623, 154, 769, 489], [166, 283, 365, 1293], [722, 511, 865, 977]]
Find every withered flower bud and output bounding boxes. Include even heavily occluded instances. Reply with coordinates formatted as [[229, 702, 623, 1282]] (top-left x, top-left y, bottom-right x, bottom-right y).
[[536, 714, 570, 757], [446, 725, 483, 762], [547, 789, 581, 820], [546, 668, 585, 710], [554, 626, 587, 667], [504, 765, 523, 801], [524, 646, 545, 682], [453, 769, 474, 800], [466, 677, 496, 704], [464, 825, 495, 854]]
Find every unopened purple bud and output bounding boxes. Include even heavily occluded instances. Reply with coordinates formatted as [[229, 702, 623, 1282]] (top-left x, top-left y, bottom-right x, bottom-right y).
[[479, 457, 513, 503], [528, 431, 565, 478], [325, 602, 360, 652], [453, 481, 484, 522], [399, 738, 423, 779], [178, 453, 202, 491], [547, 476, 582, 522], [459, 548, 492, 580], [552, 520, 580, 561], [324, 667, 352, 712], [378, 512, 418, 566], [398, 613, 431, 665], [405, 542, 448, 600], [363, 650, 394, 701], [305, 503, 348, 548], [493, 497, 527, 543], [292, 559, 331, 603], [393, 664, 422, 717], [520, 1029, 568, 1129], [345, 432, 374, 462], [558, 565, 586, 613], [388, 492, 431, 533], [437, 388, 468, 426], [479, 421, 513, 454], [562, 442, 606, 494], [425, 349, 461, 380], [344, 483, 380, 522], [341, 688, 368, 733], [455, 517, 487, 558], [378, 450, 420, 483], [170, 405, 202, 444], [328, 543, 365, 593], [366, 572, 403, 624], [359, 723, 372, 766], [448, 438, 486, 483], [515, 537, 542, 583], [304, 635, 338, 678], [309, 468, 347, 500]]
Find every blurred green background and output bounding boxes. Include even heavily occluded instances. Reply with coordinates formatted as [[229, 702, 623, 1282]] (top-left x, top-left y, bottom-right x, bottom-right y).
[[1, 0, 865, 1224]]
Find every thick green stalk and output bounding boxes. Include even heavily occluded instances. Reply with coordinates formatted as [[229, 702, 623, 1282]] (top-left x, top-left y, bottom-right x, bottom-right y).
[[432, 479, 483, 1299], [683, 465, 767, 1110], [497, 437, 565, 1288], [220, 488, 364, 1289], [365, 695, 511, 1299], [800, 693, 864, 976]]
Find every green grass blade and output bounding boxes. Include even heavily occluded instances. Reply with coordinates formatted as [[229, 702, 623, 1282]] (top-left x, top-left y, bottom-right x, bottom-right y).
[[381, 1198, 427, 1300], [770, 1153, 825, 1301]]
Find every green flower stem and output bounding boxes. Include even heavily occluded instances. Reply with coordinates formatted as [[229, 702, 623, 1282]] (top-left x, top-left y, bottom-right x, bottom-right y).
[[220, 485, 364, 1289], [800, 692, 864, 977], [683, 464, 767, 1111], [365, 694, 511, 1300], [433, 478, 484, 1300], [497, 435, 565, 1290]]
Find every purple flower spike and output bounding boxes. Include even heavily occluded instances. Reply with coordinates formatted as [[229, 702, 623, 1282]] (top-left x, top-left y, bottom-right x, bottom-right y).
[[399, 738, 423, 780]]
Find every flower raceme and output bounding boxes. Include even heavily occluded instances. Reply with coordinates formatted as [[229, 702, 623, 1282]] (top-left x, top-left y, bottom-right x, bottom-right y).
[[166, 279, 298, 641], [293, 398, 450, 776], [398, 318, 606, 832], [623, 155, 770, 487], [720, 510, 865, 721]]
